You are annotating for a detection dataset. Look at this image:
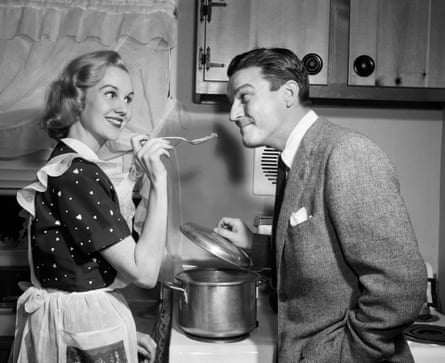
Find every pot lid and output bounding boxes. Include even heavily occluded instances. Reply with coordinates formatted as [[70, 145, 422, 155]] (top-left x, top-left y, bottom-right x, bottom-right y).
[[180, 222, 252, 269]]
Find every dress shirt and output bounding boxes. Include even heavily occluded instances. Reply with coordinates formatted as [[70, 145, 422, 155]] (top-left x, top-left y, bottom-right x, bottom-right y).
[[280, 110, 318, 171]]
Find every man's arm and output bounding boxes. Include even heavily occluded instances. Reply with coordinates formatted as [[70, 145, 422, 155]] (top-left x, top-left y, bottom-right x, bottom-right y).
[[326, 136, 426, 362]]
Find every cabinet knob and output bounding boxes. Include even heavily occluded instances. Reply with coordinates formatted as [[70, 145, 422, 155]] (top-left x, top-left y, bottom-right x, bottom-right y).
[[302, 53, 323, 75], [353, 55, 375, 77]]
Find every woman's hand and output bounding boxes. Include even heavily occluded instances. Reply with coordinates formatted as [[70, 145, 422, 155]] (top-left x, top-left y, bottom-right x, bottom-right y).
[[214, 217, 253, 250], [136, 331, 157, 363], [131, 135, 173, 187]]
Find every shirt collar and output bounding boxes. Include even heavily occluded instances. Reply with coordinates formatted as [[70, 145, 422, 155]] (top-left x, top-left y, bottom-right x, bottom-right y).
[[61, 138, 100, 161], [280, 110, 318, 169]]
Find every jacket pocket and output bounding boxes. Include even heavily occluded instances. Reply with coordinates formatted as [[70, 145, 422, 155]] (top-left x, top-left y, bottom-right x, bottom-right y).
[[300, 310, 349, 363]]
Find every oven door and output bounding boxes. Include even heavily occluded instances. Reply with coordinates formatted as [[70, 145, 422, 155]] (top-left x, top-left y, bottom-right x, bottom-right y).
[[0, 189, 28, 267]]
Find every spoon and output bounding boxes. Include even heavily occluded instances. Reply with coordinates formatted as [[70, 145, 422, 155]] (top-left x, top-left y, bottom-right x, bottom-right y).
[[163, 132, 217, 145]]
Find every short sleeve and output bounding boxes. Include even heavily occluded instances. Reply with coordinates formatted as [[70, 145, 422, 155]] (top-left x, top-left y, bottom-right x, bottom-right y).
[[53, 158, 131, 255]]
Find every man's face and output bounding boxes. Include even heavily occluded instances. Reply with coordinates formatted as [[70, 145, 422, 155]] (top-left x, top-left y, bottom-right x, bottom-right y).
[[227, 67, 287, 148]]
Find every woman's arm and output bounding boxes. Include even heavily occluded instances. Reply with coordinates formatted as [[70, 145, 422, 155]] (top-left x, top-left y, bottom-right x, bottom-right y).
[[101, 137, 172, 288]]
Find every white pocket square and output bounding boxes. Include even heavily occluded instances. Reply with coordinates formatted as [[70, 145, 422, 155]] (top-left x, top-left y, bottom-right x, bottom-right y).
[[290, 207, 310, 227]]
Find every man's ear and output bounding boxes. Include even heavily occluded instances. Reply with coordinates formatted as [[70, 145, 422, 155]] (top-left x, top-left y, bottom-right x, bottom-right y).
[[283, 80, 299, 108]]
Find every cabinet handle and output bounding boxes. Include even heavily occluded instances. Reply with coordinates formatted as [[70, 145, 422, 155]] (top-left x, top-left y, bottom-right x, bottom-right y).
[[205, 47, 224, 70], [198, 47, 205, 70], [353, 55, 375, 77], [200, 0, 227, 23], [199, 47, 225, 71]]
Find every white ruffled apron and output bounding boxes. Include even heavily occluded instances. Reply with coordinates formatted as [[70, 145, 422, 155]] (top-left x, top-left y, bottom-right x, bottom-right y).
[[12, 152, 142, 363], [11, 284, 138, 363]]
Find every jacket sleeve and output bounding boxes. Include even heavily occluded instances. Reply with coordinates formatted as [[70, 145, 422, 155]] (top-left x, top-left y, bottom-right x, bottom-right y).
[[325, 135, 427, 362]]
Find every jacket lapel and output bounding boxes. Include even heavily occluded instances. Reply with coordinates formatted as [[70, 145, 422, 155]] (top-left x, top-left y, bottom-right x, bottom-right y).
[[274, 118, 325, 273]]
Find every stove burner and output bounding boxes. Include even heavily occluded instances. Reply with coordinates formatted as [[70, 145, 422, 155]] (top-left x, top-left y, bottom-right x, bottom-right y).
[[404, 324, 445, 345], [415, 313, 440, 323], [184, 332, 249, 343]]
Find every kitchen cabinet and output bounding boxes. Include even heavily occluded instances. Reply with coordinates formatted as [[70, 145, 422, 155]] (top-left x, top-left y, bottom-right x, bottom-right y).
[[349, 0, 445, 89], [195, 0, 330, 96], [194, 0, 445, 105]]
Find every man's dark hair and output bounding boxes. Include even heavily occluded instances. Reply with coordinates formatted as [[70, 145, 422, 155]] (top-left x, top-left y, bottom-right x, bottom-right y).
[[227, 48, 310, 105]]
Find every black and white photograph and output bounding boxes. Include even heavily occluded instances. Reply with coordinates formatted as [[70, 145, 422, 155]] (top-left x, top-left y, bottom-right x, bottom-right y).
[[0, 1, 444, 362]]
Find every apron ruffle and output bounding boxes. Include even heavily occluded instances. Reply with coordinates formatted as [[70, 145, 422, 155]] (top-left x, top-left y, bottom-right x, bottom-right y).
[[16, 152, 140, 230]]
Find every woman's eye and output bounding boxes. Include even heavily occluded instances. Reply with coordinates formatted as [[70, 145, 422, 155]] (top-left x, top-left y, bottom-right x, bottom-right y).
[[105, 91, 117, 99], [124, 95, 134, 104]]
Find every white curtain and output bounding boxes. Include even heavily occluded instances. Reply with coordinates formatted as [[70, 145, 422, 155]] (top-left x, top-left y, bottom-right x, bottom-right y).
[[0, 0, 177, 159], [0, 0, 183, 281]]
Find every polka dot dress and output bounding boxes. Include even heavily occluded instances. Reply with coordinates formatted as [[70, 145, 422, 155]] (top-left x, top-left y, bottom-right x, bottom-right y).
[[31, 142, 131, 291]]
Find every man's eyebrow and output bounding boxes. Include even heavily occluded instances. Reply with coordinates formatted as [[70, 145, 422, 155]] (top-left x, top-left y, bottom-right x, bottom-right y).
[[232, 83, 253, 96]]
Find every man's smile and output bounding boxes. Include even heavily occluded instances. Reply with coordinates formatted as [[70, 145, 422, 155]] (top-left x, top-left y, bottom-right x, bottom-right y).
[[235, 118, 254, 129]]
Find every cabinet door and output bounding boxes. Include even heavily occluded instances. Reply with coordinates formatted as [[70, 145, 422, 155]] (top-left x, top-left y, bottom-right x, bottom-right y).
[[428, 0, 445, 88], [195, 0, 330, 95], [195, 0, 252, 94], [349, 0, 445, 88]]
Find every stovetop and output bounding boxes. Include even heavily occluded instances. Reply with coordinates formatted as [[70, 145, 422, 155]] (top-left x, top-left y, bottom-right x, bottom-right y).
[[407, 309, 445, 363], [169, 290, 277, 363]]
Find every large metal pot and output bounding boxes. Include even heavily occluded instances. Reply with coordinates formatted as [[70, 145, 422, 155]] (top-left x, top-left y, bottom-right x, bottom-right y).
[[167, 268, 258, 339], [167, 222, 259, 340]]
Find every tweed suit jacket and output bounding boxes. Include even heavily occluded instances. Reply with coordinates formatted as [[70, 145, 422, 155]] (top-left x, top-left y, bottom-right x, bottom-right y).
[[274, 118, 426, 363]]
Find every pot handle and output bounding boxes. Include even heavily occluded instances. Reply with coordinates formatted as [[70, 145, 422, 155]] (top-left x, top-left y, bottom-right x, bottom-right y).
[[165, 281, 189, 304]]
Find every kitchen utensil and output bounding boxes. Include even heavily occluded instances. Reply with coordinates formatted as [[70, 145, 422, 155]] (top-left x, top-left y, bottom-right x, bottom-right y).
[[179, 222, 252, 269], [166, 222, 259, 341], [163, 132, 217, 145]]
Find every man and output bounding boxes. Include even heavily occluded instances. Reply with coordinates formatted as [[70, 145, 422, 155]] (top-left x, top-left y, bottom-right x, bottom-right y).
[[214, 48, 426, 363]]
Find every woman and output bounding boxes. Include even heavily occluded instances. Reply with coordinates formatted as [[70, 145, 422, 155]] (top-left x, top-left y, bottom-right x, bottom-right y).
[[12, 50, 172, 362]]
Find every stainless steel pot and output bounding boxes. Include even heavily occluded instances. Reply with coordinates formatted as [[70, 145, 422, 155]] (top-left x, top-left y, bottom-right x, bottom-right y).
[[167, 222, 260, 340], [167, 268, 258, 339]]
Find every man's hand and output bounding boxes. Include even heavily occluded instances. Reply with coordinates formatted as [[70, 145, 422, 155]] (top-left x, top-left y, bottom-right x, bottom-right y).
[[214, 217, 254, 250]]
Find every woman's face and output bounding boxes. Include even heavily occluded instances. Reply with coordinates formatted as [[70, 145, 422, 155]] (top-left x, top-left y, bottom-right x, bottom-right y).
[[75, 66, 134, 150]]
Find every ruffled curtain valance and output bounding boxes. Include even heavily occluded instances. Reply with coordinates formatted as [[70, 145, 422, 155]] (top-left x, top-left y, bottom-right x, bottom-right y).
[[0, 0, 177, 167], [0, 0, 177, 46]]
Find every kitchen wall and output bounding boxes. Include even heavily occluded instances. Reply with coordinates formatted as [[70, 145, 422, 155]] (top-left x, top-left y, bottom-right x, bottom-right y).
[[174, 0, 443, 275]]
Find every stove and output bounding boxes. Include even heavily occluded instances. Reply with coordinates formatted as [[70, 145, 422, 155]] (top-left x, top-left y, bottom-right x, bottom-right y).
[[407, 308, 445, 362], [406, 262, 445, 362], [0, 190, 28, 267], [0, 188, 30, 362], [169, 289, 277, 363]]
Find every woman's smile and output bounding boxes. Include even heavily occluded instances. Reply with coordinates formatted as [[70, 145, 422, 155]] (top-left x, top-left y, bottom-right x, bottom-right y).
[[105, 115, 125, 128]]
